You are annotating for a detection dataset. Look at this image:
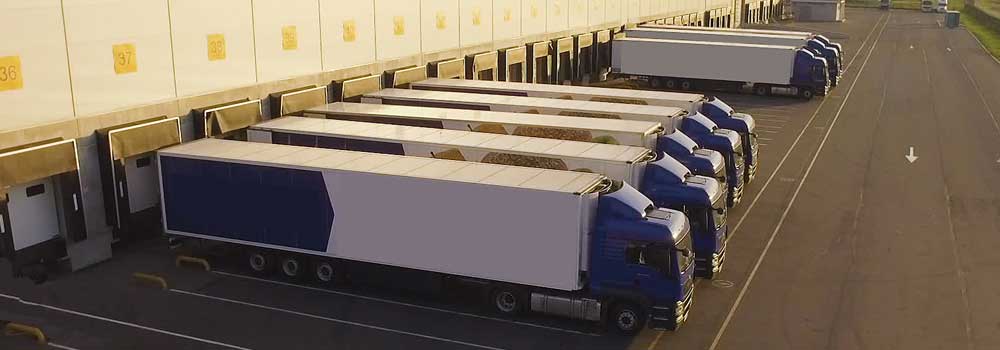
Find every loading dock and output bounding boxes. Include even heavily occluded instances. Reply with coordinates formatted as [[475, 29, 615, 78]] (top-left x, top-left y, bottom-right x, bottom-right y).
[[96, 117, 182, 243], [0, 138, 87, 283], [465, 51, 498, 81], [526, 41, 552, 84], [498, 46, 527, 82]]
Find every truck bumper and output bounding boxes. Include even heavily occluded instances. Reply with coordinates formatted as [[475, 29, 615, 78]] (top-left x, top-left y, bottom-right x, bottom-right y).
[[695, 248, 727, 277], [730, 183, 744, 206], [650, 290, 694, 330]]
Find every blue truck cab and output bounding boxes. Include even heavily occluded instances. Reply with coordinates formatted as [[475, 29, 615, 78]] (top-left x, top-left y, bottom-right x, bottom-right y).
[[591, 182, 696, 332], [805, 39, 841, 86], [659, 131, 727, 191], [791, 49, 830, 98], [812, 35, 844, 67], [640, 154, 728, 278], [677, 114, 744, 207], [699, 97, 758, 183]]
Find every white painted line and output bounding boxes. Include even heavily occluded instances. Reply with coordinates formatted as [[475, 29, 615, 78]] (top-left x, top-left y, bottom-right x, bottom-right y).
[[707, 13, 891, 350], [0, 293, 250, 350], [49, 343, 83, 350], [758, 137, 774, 141], [757, 130, 779, 134], [954, 47, 1000, 139], [964, 28, 1000, 66], [169, 289, 506, 350], [212, 271, 597, 336]]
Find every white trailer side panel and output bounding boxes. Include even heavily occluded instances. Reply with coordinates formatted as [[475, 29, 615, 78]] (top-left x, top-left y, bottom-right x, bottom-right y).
[[303, 103, 664, 150], [612, 38, 798, 86], [362, 89, 686, 130], [626, 28, 810, 48], [324, 170, 595, 291], [410, 78, 704, 112], [640, 23, 813, 39]]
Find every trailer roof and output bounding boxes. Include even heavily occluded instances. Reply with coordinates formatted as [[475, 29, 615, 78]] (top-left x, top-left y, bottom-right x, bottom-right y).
[[253, 117, 652, 163], [628, 27, 810, 40], [304, 102, 663, 134], [160, 139, 606, 194], [364, 88, 688, 118], [614, 37, 801, 50], [640, 23, 813, 37], [411, 78, 704, 105]]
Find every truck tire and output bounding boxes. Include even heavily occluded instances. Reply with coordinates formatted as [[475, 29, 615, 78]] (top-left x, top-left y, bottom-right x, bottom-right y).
[[314, 260, 339, 283], [247, 250, 275, 275], [799, 88, 815, 100], [650, 77, 663, 89], [610, 302, 647, 335], [754, 84, 770, 96], [280, 255, 305, 279], [663, 79, 677, 90], [490, 287, 524, 315], [680, 80, 693, 91]]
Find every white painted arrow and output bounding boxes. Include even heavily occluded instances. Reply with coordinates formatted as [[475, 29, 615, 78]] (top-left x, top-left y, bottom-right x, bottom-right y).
[[947, 47, 952, 52], [906, 147, 919, 163], [909, 45, 915, 49]]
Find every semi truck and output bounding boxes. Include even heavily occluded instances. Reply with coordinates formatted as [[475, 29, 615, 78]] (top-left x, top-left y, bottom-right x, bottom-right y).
[[249, 117, 728, 278], [638, 24, 845, 67], [612, 37, 830, 99], [303, 103, 729, 200], [407, 78, 758, 183], [360, 89, 744, 205], [158, 138, 695, 333], [625, 27, 841, 86]]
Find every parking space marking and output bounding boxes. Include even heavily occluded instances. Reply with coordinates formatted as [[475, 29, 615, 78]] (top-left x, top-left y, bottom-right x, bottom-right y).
[[48, 343, 82, 350], [754, 125, 782, 130], [708, 12, 891, 350], [169, 288, 507, 350], [0, 293, 251, 350], [212, 270, 599, 336], [757, 130, 779, 134]]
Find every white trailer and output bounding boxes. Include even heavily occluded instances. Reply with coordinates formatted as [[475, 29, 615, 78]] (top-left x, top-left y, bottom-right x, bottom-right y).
[[638, 24, 845, 59], [626, 27, 842, 86], [410, 77, 705, 112], [303, 102, 666, 151], [159, 138, 696, 332], [249, 117, 655, 186], [612, 37, 830, 99], [361, 88, 689, 130]]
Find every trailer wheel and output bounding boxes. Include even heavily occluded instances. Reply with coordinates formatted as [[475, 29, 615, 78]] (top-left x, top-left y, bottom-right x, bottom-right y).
[[663, 79, 677, 89], [754, 84, 770, 96], [610, 302, 647, 335], [799, 88, 815, 100], [680, 80, 693, 91], [280, 255, 305, 278], [247, 250, 275, 274], [314, 260, 339, 283], [650, 77, 663, 89], [490, 287, 524, 315]]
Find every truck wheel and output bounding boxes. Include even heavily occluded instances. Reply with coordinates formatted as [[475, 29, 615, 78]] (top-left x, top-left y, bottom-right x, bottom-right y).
[[680, 80, 693, 91], [280, 255, 305, 279], [314, 260, 339, 283], [650, 77, 663, 89], [490, 287, 524, 315], [610, 303, 647, 335], [248, 250, 275, 275], [799, 88, 815, 100], [754, 84, 770, 96], [664, 79, 677, 89]]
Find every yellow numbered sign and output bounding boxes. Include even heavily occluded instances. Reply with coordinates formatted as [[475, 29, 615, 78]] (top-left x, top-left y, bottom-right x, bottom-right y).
[[553, 0, 562, 16], [530, 4, 539, 18], [0, 56, 23, 91], [343, 20, 357, 42], [393, 16, 405, 36], [435, 11, 447, 30], [112, 43, 138, 75], [472, 8, 482, 26], [504, 8, 513, 22], [282, 25, 298, 51], [207, 34, 226, 61]]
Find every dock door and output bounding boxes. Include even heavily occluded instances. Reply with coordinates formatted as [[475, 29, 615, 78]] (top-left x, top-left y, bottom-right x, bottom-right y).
[[0, 139, 86, 283]]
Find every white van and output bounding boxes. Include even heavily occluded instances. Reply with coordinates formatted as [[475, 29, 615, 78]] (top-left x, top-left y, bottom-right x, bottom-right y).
[[936, 0, 948, 12], [921, 0, 933, 12]]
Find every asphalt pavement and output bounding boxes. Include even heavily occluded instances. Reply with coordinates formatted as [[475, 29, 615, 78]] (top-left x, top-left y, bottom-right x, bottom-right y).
[[2, 8, 998, 350]]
